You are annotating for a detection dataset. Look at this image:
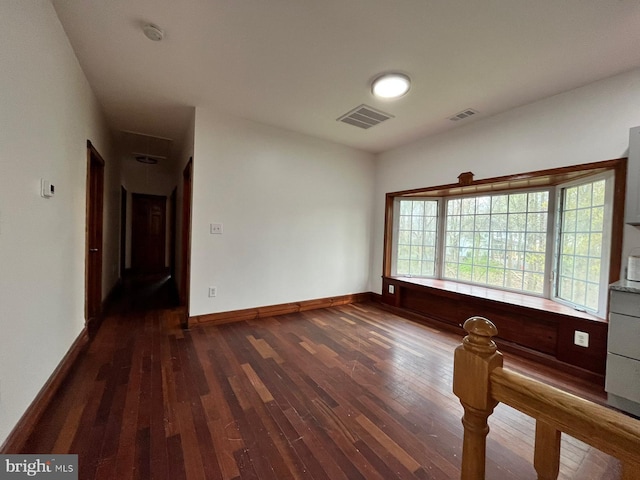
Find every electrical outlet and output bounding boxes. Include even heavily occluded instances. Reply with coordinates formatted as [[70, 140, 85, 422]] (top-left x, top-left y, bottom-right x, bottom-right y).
[[210, 223, 223, 234], [574, 330, 589, 348], [388, 284, 395, 294], [208, 287, 217, 297]]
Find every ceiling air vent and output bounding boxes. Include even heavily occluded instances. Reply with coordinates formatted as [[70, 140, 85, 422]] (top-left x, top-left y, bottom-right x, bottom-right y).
[[449, 108, 478, 122], [337, 104, 394, 129]]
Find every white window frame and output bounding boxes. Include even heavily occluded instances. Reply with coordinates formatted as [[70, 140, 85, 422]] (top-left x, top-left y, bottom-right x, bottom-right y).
[[391, 197, 441, 278], [551, 171, 614, 317]]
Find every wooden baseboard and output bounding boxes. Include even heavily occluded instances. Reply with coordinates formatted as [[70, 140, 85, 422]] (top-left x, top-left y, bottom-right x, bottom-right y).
[[0, 327, 89, 453], [190, 292, 372, 327]]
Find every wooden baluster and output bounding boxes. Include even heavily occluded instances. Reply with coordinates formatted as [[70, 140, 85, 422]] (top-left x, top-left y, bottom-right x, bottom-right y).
[[453, 316, 503, 480], [534, 419, 560, 480]]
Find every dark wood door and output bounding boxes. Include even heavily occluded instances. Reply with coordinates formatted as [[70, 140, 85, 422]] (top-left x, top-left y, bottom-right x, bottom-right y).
[[180, 159, 193, 309], [119, 186, 127, 277], [131, 194, 166, 273], [86, 141, 104, 325], [169, 187, 177, 279]]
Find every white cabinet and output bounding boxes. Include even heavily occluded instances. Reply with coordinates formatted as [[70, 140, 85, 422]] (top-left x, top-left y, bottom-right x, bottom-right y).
[[605, 284, 640, 416], [626, 126, 640, 226]]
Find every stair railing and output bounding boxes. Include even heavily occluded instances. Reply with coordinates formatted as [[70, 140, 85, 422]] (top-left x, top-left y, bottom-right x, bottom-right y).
[[453, 316, 640, 480]]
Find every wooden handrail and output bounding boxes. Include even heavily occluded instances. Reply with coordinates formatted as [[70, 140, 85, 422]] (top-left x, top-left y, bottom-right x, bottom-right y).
[[453, 316, 640, 480]]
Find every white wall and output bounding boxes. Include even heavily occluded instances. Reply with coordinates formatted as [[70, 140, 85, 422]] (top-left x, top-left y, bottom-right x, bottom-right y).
[[191, 109, 375, 316], [0, 1, 115, 446], [369, 68, 640, 293]]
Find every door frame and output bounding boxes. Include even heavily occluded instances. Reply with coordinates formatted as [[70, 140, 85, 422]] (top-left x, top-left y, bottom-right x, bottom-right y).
[[85, 140, 105, 333], [120, 186, 127, 277], [180, 158, 193, 328], [170, 186, 177, 280]]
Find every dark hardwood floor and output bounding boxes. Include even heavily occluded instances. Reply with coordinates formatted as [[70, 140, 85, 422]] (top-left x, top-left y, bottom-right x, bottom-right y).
[[22, 278, 623, 479]]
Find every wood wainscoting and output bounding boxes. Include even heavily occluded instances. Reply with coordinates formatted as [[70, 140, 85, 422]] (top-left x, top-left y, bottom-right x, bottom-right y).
[[0, 327, 89, 453], [381, 277, 608, 383], [190, 293, 372, 327]]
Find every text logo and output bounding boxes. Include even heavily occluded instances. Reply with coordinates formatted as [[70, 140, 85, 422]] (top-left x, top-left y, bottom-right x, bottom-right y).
[[0, 455, 77, 479]]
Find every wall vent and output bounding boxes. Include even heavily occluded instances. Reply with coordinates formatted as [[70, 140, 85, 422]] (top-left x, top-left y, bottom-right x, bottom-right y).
[[337, 104, 394, 129], [449, 108, 478, 122]]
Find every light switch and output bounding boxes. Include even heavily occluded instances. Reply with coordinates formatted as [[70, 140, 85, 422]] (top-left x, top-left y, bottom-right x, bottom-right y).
[[210, 223, 223, 234]]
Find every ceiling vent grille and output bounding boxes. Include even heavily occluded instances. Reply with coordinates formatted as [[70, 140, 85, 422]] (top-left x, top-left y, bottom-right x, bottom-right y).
[[337, 104, 394, 129], [449, 108, 478, 122]]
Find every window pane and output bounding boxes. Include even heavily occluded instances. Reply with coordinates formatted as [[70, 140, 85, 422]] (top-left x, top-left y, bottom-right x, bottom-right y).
[[588, 257, 601, 284], [592, 180, 606, 206], [565, 187, 578, 210], [400, 201, 413, 215], [509, 194, 527, 213], [528, 191, 549, 212], [524, 272, 544, 294], [487, 268, 504, 287], [445, 262, 458, 277], [491, 214, 507, 231], [477, 196, 491, 214], [475, 232, 489, 249], [508, 213, 527, 231], [577, 184, 592, 209], [576, 209, 591, 232], [525, 253, 545, 273], [526, 233, 546, 253], [475, 214, 490, 231], [586, 284, 599, 310], [448, 199, 461, 215], [591, 206, 604, 231], [505, 270, 523, 290], [560, 255, 574, 277], [447, 216, 460, 232], [492, 195, 508, 213], [461, 198, 476, 215], [472, 265, 488, 283], [527, 212, 547, 232], [461, 215, 475, 231]]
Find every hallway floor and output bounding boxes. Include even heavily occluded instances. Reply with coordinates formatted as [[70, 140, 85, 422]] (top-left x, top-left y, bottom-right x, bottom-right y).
[[22, 278, 622, 479]]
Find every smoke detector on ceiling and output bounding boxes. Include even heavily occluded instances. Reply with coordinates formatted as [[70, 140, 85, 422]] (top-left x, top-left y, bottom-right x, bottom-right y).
[[143, 23, 164, 42]]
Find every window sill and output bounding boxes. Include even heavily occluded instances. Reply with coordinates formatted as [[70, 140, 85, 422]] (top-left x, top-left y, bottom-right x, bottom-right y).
[[388, 276, 606, 324]]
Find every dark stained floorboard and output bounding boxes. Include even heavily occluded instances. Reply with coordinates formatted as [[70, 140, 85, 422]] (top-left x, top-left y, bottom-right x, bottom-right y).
[[21, 275, 624, 479]]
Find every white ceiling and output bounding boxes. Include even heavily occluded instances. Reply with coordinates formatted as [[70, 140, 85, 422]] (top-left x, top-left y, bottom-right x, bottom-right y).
[[52, 0, 640, 154]]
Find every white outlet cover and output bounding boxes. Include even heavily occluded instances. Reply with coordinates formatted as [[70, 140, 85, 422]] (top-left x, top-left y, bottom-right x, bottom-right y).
[[210, 223, 223, 234], [574, 330, 589, 348]]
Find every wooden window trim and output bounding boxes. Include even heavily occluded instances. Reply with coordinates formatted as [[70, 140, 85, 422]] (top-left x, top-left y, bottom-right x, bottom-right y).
[[382, 158, 627, 294]]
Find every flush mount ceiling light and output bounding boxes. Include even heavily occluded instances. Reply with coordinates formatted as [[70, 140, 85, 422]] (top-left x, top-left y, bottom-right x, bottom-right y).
[[371, 73, 411, 99], [142, 23, 164, 42]]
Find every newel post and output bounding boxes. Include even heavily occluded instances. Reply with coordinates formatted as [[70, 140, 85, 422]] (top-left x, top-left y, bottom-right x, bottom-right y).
[[453, 317, 503, 480]]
